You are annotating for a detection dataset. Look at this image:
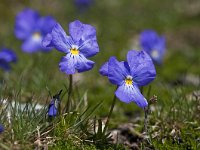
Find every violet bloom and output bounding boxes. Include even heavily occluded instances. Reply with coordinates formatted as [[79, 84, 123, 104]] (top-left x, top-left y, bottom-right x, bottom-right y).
[[99, 50, 156, 108], [48, 90, 62, 117], [0, 48, 17, 71], [0, 124, 4, 133], [140, 30, 166, 64], [74, 0, 93, 11], [15, 8, 56, 53], [48, 100, 58, 117], [43, 20, 99, 74]]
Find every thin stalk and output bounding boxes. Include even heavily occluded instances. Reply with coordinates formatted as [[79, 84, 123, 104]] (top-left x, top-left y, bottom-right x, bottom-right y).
[[143, 95, 157, 134], [143, 85, 151, 133], [103, 94, 117, 134], [65, 75, 73, 113], [143, 105, 153, 145], [143, 106, 149, 134]]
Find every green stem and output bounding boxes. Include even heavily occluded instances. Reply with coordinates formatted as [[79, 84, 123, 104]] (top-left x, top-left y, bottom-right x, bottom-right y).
[[103, 94, 117, 134], [65, 75, 73, 113], [143, 105, 150, 134], [143, 95, 157, 134]]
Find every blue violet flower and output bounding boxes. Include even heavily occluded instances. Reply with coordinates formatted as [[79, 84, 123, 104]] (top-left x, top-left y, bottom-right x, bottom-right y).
[[99, 50, 156, 108], [48, 90, 62, 117], [140, 30, 166, 64], [74, 0, 93, 11], [0, 48, 17, 71], [48, 100, 58, 117], [43, 20, 99, 74], [0, 124, 4, 133], [15, 8, 56, 53]]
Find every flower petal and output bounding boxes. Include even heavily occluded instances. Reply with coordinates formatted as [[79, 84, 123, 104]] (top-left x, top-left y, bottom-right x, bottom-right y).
[[21, 37, 42, 53], [15, 8, 39, 40], [152, 36, 166, 64], [79, 38, 99, 57], [0, 124, 4, 133], [140, 30, 166, 64], [0, 49, 17, 62], [59, 54, 76, 74], [75, 0, 92, 8], [75, 54, 95, 73], [140, 30, 158, 52], [69, 20, 96, 42], [127, 50, 156, 86], [37, 16, 56, 35], [59, 53, 94, 74], [99, 62, 108, 76], [48, 23, 72, 53], [115, 84, 148, 108], [69, 20, 99, 57], [107, 57, 129, 86], [48, 100, 57, 116], [0, 61, 11, 71], [42, 33, 53, 47]]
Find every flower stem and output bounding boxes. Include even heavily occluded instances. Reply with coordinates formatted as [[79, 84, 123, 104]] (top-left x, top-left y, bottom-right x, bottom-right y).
[[143, 95, 157, 134], [143, 106, 149, 134], [65, 75, 73, 113], [103, 94, 117, 134]]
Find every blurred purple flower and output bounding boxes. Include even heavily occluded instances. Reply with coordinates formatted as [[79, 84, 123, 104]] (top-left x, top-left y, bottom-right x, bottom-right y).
[[140, 30, 166, 64], [74, 0, 93, 11], [0, 124, 4, 133], [48, 90, 62, 117], [48, 99, 58, 117], [0, 48, 17, 71], [99, 50, 156, 108], [43, 20, 99, 74], [15, 8, 56, 53]]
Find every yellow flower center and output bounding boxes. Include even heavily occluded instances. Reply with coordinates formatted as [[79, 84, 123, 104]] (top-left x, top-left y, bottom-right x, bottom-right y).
[[125, 78, 133, 85], [70, 47, 79, 55], [125, 76, 133, 85], [151, 50, 159, 58], [32, 32, 41, 40]]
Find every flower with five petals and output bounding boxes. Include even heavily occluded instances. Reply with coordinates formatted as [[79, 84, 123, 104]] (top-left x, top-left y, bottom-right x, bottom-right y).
[[15, 8, 56, 53], [140, 30, 166, 64], [43, 20, 99, 74], [99, 50, 156, 108]]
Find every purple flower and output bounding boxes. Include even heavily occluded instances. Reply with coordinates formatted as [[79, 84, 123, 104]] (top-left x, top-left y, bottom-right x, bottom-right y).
[[48, 90, 62, 117], [140, 30, 166, 64], [48, 100, 58, 117], [0, 124, 4, 133], [43, 20, 99, 74], [0, 48, 17, 71], [74, 0, 93, 10], [15, 8, 56, 53], [99, 50, 156, 108]]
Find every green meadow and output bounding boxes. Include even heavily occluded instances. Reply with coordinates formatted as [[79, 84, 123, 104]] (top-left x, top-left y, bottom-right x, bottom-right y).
[[0, 0, 200, 149]]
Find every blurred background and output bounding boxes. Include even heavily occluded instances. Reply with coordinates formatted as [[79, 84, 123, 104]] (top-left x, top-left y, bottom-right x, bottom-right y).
[[0, 0, 200, 126], [0, 0, 200, 149]]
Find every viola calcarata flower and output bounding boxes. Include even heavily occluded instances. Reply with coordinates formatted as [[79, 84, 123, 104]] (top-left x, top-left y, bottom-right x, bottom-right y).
[[74, 0, 93, 11], [48, 100, 58, 117], [0, 48, 17, 71], [0, 124, 4, 133], [48, 90, 62, 117], [100, 50, 156, 108], [140, 30, 166, 64], [43, 20, 99, 74], [15, 8, 56, 53]]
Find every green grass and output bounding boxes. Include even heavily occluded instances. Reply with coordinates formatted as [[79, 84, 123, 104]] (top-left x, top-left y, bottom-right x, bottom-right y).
[[0, 0, 200, 149]]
